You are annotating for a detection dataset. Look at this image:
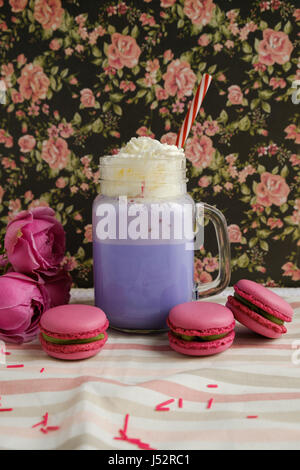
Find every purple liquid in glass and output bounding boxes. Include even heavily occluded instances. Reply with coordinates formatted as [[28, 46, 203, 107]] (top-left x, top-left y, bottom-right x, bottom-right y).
[[93, 241, 194, 331]]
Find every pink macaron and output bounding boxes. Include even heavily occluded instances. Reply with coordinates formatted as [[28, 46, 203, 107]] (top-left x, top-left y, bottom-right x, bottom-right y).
[[167, 301, 235, 356], [39, 304, 109, 360], [226, 279, 294, 339]]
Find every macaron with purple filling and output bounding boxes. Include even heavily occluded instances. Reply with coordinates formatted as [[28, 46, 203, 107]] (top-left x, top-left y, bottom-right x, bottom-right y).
[[226, 279, 294, 339], [167, 301, 235, 356], [39, 304, 109, 360]]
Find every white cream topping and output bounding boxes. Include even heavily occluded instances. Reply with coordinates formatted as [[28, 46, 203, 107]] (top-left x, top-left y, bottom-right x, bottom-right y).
[[100, 137, 187, 198]]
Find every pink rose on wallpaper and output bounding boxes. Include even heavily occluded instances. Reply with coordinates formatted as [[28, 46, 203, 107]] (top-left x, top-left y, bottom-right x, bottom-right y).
[[9, 0, 27, 12], [185, 135, 215, 168], [41, 137, 70, 170], [184, 0, 215, 26], [84, 224, 92, 243], [163, 60, 196, 99], [80, 88, 95, 108], [34, 0, 64, 31], [17, 63, 50, 102], [49, 38, 61, 51], [11, 90, 24, 103], [161, 0, 176, 7], [18, 134, 36, 153], [107, 33, 141, 69], [228, 85, 243, 105], [5, 207, 65, 276], [198, 34, 210, 46], [228, 224, 242, 243], [0, 185, 5, 203], [255, 172, 290, 207], [155, 87, 168, 101], [160, 132, 177, 146], [258, 29, 293, 65], [282, 262, 300, 282], [198, 176, 211, 187], [284, 124, 300, 144]]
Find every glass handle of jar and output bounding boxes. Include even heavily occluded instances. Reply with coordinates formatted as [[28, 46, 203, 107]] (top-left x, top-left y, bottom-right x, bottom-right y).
[[194, 203, 231, 299]]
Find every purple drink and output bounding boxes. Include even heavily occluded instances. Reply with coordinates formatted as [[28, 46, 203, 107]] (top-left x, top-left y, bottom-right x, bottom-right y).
[[93, 241, 194, 331]]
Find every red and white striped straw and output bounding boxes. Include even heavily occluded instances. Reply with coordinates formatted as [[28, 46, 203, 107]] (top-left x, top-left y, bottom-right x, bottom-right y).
[[176, 73, 212, 148]]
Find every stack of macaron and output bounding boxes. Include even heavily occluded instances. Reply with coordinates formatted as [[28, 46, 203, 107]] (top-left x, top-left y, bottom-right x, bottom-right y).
[[167, 279, 294, 356]]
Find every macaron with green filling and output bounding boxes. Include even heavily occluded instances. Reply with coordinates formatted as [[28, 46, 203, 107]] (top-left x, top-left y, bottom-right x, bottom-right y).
[[226, 279, 294, 339], [167, 301, 235, 356], [39, 304, 109, 360]]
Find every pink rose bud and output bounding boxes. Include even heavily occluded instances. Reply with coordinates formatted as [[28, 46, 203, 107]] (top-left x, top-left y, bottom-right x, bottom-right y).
[[5, 207, 66, 276], [0, 272, 50, 344], [42, 269, 72, 308]]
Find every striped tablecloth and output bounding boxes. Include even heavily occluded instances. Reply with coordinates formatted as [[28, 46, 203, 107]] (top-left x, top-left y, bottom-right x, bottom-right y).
[[0, 288, 300, 450]]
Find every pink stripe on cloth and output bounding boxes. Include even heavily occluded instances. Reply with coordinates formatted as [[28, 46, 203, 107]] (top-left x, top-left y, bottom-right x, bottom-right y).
[[3, 376, 300, 407], [141, 380, 300, 404]]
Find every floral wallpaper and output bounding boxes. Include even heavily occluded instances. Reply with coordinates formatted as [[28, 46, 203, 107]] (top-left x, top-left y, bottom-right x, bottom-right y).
[[0, 0, 299, 288]]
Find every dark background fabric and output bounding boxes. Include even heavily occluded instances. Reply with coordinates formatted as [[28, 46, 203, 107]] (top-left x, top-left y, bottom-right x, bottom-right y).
[[0, 0, 299, 287]]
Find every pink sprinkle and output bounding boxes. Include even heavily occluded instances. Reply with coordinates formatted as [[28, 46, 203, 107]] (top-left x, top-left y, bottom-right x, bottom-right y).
[[207, 384, 218, 388], [40, 428, 48, 434], [0, 408, 13, 412], [32, 420, 45, 429], [123, 413, 129, 434], [155, 399, 175, 411], [40, 368, 45, 373], [32, 412, 49, 429], [247, 416, 258, 419], [114, 414, 156, 450], [45, 426, 60, 431], [178, 398, 183, 408], [43, 412, 49, 427], [207, 398, 214, 410], [6, 364, 24, 368]]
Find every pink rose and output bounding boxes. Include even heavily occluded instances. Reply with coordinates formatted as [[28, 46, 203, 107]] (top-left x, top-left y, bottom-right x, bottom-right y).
[[34, 0, 64, 31], [84, 224, 92, 243], [49, 39, 61, 51], [161, 0, 176, 7], [17, 63, 50, 102], [258, 29, 293, 66], [184, 0, 215, 26], [18, 134, 36, 153], [284, 124, 300, 144], [41, 137, 70, 170], [80, 88, 95, 108], [0, 185, 4, 203], [185, 135, 215, 168], [255, 172, 290, 207], [163, 60, 196, 99], [160, 132, 177, 146], [106, 33, 141, 69], [204, 257, 219, 272], [155, 87, 168, 101], [5, 207, 66, 277], [42, 268, 72, 308], [9, 0, 27, 12], [228, 224, 242, 243], [0, 272, 50, 344], [228, 85, 243, 105], [198, 176, 211, 187], [11, 90, 24, 103], [198, 34, 210, 46], [199, 271, 213, 283]]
